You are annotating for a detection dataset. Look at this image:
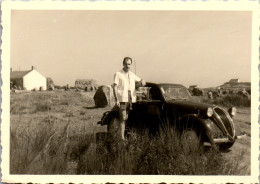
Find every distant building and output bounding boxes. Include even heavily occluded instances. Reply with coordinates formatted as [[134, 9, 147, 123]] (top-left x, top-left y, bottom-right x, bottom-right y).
[[75, 79, 98, 90], [229, 78, 239, 83], [10, 66, 47, 90]]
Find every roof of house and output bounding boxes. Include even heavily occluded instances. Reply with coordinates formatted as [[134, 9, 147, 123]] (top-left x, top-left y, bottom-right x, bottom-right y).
[[11, 70, 31, 79], [229, 79, 239, 83]]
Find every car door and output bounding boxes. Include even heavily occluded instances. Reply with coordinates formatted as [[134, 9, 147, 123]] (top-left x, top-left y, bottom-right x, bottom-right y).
[[143, 86, 164, 134], [127, 87, 150, 132]]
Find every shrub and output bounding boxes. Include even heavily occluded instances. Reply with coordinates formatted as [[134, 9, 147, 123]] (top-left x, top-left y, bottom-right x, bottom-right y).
[[60, 100, 69, 105], [35, 102, 52, 112], [216, 95, 250, 107], [10, 103, 28, 114], [202, 94, 250, 107]]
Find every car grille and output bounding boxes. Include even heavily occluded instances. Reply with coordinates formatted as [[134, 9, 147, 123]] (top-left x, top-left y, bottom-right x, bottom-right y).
[[213, 107, 235, 140]]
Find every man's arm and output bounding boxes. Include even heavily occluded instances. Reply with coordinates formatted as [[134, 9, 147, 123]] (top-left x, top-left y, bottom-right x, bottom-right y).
[[112, 83, 120, 107], [134, 74, 146, 87], [112, 72, 120, 107]]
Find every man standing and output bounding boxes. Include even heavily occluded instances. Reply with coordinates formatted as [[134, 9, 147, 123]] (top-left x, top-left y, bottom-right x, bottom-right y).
[[112, 57, 146, 140]]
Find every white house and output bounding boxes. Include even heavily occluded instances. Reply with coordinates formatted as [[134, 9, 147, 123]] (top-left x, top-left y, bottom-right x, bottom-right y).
[[10, 66, 47, 90]]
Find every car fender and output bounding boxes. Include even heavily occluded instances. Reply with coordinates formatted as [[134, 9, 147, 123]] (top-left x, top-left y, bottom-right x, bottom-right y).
[[97, 110, 119, 126], [178, 114, 214, 143], [179, 114, 207, 129]]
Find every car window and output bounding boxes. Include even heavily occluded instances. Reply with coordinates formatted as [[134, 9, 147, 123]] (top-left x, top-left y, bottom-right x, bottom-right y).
[[161, 86, 190, 100]]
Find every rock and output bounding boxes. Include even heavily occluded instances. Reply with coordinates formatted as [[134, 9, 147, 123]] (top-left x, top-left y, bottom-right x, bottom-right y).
[[93, 85, 111, 108], [47, 77, 55, 89], [87, 86, 92, 91], [207, 91, 213, 99], [65, 84, 70, 91], [85, 86, 92, 91], [212, 90, 220, 98], [48, 84, 55, 91], [192, 87, 204, 96]]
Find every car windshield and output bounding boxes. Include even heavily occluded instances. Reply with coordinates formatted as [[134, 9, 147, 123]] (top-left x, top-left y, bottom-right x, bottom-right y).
[[160, 86, 190, 100]]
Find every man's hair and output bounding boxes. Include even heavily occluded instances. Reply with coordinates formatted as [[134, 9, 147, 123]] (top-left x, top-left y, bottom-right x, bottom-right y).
[[123, 57, 132, 65]]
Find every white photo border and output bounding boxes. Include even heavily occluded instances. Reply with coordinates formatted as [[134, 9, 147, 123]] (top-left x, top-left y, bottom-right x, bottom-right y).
[[1, 1, 259, 183]]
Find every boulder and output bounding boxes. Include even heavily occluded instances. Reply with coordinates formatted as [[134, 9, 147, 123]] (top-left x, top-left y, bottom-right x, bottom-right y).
[[207, 91, 213, 99], [85, 86, 92, 91], [188, 85, 197, 95], [220, 90, 228, 96], [87, 86, 92, 91], [65, 84, 70, 91], [246, 89, 251, 95], [212, 90, 220, 98], [93, 85, 111, 108], [47, 77, 55, 89], [192, 87, 204, 96], [48, 84, 55, 91], [238, 89, 250, 99]]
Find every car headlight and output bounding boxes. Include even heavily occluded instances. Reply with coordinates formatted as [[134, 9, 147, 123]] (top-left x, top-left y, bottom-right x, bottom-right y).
[[228, 107, 237, 117], [207, 107, 213, 117]]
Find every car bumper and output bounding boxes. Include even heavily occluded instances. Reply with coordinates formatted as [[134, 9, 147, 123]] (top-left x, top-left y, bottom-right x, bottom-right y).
[[204, 134, 247, 146]]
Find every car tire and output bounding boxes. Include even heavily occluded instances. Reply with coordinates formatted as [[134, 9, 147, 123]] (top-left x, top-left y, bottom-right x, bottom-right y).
[[107, 116, 121, 140], [181, 128, 203, 153]]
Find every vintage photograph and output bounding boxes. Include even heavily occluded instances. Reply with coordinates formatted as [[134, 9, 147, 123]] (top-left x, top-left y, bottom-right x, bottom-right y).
[[1, 1, 259, 183]]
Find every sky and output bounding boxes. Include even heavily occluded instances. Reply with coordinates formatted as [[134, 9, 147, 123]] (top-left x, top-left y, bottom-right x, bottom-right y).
[[11, 10, 252, 88]]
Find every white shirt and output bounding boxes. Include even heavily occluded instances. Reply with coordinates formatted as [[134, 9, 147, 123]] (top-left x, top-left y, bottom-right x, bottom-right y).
[[113, 69, 141, 102]]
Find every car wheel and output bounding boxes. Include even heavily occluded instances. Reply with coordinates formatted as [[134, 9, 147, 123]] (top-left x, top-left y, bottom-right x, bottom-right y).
[[218, 141, 235, 151], [107, 116, 121, 140], [181, 129, 203, 153]]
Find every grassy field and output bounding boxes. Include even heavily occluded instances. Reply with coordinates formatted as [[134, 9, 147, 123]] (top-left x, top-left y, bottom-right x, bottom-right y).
[[10, 90, 251, 174]]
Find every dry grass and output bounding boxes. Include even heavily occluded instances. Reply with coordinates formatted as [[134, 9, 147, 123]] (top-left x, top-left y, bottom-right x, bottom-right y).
[[77, 128, 247, 175], [201, 94, 250, 107], [10, 90, 249, 175]]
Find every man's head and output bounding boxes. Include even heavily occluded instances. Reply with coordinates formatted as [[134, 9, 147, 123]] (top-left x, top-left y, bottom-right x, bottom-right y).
[[123, 57, 132, 72]]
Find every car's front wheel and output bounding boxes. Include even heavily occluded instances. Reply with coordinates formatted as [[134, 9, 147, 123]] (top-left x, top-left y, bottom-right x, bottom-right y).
[[181, 128, 203, 153]]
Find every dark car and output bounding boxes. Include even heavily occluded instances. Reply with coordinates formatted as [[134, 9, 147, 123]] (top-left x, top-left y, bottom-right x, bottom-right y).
[[98, 82, 245, 150]]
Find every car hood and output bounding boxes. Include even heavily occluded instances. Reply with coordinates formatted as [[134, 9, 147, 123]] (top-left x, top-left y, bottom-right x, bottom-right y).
[[166, 99, 213, 111]]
